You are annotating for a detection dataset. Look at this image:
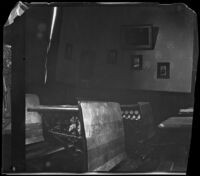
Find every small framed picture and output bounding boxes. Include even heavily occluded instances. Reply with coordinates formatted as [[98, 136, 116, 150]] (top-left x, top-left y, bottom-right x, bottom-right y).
[[107, 49, 117, 64], [157, 62, 170, 79], [130, 55, 143, 70]]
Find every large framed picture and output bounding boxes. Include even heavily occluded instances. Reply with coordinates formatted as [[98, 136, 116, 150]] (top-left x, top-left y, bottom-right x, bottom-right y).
[[120, 25, 153, 50]]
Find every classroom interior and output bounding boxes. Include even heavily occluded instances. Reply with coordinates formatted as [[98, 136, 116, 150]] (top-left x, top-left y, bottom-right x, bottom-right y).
[[2, 2, 198, 174]]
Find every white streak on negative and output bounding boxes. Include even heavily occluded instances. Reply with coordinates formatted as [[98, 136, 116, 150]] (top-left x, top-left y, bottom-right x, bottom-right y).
[[44, 7, 58, 84]]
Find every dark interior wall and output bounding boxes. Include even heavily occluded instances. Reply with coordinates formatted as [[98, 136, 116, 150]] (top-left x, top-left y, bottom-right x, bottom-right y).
[[55, 4, 195, 92], [25, 6, 52, 86], [25, 4, 198, 124]]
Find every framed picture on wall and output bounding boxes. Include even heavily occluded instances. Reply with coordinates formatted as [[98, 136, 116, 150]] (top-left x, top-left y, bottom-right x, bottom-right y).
[[157, 62, 170, 79], [120, 25, 153, 50], [130, 55, 143, 70]]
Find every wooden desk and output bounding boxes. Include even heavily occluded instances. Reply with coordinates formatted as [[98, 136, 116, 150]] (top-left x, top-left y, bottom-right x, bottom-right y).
[[158, 116, 193, 129]]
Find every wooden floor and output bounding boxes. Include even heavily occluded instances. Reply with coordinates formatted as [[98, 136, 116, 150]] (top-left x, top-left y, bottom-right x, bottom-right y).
[[111, 130, 189, 173], [111, 155, 187, 173]]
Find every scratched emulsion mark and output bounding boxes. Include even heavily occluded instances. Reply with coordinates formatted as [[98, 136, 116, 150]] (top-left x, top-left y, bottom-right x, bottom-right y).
[[4, 2, 28, 27], [86, 103, 121, 139], [80, 101, 125, 145]]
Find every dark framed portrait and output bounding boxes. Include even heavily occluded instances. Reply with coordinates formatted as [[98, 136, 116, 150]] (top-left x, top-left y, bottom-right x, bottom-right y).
[[157, 62, 170, 79], [130, 55, 143, 70], [120, 25, 153, 50]]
